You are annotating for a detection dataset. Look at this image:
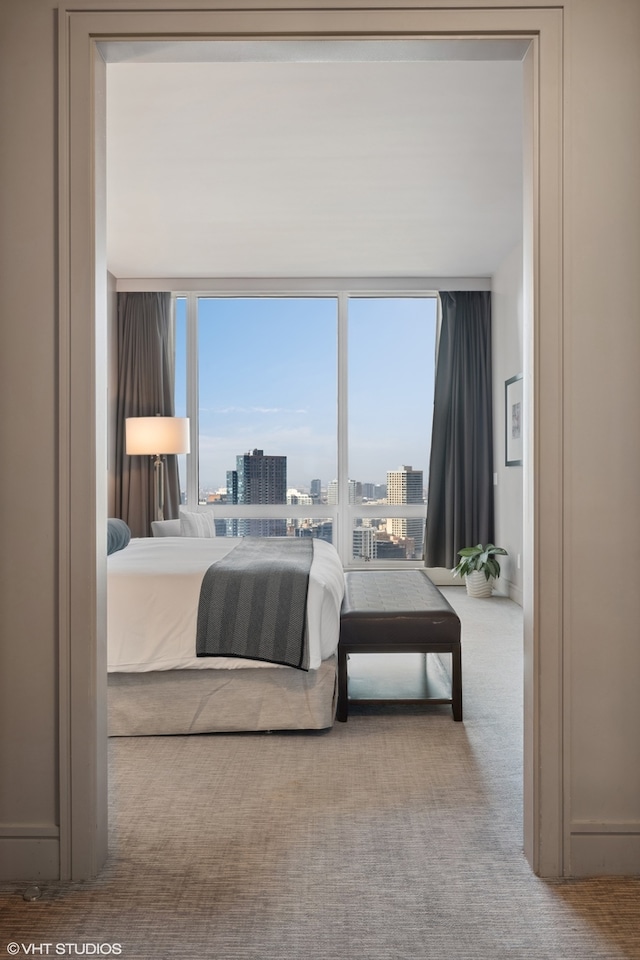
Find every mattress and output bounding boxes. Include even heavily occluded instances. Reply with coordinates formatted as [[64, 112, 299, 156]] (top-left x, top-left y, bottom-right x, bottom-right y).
[[107, 536, 345, 673]]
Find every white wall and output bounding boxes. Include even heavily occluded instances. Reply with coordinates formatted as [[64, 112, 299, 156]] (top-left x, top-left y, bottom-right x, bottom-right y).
[[492, 242, 524, 604]]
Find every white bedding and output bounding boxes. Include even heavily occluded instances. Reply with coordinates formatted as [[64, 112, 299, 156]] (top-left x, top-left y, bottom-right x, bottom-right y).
[[107, 537, 345, 673]]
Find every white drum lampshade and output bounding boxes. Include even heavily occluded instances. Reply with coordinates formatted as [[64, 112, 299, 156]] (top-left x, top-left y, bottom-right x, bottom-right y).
[[125, 416, 190, 456]]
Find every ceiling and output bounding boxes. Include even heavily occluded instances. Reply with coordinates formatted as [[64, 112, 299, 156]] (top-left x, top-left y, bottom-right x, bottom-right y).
[[103, 40, 526, 280]]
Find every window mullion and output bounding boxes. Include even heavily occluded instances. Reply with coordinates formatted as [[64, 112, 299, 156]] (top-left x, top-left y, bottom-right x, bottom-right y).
[[337, 291, 349, 563], [186, 293, 199, 507]]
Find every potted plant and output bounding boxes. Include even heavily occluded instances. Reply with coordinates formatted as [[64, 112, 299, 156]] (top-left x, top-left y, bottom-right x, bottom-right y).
[[452, 543, 508, 598]]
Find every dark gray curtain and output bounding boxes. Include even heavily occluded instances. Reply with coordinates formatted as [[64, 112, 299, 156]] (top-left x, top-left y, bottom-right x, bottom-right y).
[[114, 292, 180, 537], [424, 291, 494, 569]]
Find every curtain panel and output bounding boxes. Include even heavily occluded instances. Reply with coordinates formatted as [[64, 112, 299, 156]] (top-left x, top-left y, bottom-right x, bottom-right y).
[[424, 291, 494, 569], [114, 292, 181, 537]]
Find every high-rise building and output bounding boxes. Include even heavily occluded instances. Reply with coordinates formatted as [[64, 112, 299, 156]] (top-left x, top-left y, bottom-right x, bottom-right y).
[[225, 469, 240, 537], [361, 482, 376, 501], [353, 525, 377, 561], [310, 478, 322, 502], [295, 520, 333, 544], [376, 538, 409, 560], [287, 488, 312, 506], [327, 480, 360, 504], [387, 465, 423, 505], [387, 465, 424, 557], [286, 488, 312, 535], [227, 448, 287, 537], [237, 449, 286, 504]]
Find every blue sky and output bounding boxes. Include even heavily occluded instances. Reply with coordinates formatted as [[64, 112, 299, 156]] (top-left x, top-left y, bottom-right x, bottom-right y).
[[176, 296, 437, 492]]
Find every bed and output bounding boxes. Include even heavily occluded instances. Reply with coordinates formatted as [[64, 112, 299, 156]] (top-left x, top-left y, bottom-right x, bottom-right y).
[[107, 536, 345, 735]]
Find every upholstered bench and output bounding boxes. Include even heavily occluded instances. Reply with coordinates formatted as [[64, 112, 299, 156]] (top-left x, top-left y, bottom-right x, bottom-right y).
[[337, 570, 462, 722]]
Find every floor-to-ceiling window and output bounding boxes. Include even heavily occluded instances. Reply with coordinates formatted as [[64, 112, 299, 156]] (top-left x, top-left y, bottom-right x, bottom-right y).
[[175, 290, 437, 567]]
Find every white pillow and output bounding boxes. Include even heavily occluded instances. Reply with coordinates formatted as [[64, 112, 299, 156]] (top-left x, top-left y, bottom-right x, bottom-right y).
[[179, 510, 216, 538], [151, 519, 180, 537]]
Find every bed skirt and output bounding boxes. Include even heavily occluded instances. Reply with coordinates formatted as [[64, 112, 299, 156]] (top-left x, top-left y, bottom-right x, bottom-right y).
[[107, 656, 338, 736]]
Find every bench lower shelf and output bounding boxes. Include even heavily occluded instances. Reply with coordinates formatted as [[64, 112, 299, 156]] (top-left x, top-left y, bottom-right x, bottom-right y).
[[337, 649, 463, 722], [347, 651, 453, 703]]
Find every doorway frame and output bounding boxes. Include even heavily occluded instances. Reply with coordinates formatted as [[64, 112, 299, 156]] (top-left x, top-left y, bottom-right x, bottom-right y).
[[58, 3, 564, 879]]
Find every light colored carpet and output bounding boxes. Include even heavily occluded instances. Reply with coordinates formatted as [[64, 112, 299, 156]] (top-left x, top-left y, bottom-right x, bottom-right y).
[[1, 588, 639, 959]]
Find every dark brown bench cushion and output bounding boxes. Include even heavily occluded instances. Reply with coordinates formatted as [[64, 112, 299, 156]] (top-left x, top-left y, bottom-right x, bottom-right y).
[[340, 570, 461, 646]]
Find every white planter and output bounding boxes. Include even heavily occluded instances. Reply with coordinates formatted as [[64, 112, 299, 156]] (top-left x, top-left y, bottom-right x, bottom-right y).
[[465, 571, 494, 598]]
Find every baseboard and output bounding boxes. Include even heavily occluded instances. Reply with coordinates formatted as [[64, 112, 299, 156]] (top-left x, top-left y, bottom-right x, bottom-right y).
[[493, 576, 523, 606], [425, 567, 458, 586], [569, 824, 640, 877], [508, 582, 523, 606], [0, 835, 60, 881]]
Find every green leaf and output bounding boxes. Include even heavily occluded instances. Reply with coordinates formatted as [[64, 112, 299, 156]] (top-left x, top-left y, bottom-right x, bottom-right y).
[[458, 546, 480, 558]]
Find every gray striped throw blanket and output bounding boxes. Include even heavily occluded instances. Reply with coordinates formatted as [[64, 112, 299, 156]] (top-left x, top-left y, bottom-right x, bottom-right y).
[[196, 537, 313, 671]]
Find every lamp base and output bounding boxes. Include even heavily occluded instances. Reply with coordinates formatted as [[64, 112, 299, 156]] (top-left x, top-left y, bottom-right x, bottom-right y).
[[153, 454, 165, 522]]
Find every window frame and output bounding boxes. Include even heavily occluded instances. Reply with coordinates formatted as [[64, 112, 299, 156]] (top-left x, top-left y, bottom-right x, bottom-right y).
[[174, 284, 439, 569]]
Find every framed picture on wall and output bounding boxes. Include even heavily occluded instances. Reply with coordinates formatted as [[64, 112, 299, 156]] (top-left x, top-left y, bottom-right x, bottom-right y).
[[505, 374, 523, 466]]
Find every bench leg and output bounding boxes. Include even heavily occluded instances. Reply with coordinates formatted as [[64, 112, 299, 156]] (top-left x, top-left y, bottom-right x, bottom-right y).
[[452, 643, 463, 721], [336, 646, 348, 722]]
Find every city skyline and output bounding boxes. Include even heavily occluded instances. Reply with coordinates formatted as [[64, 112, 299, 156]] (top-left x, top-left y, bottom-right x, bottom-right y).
[[204, 448, 426, 559], [199, 465, 426, 503]]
